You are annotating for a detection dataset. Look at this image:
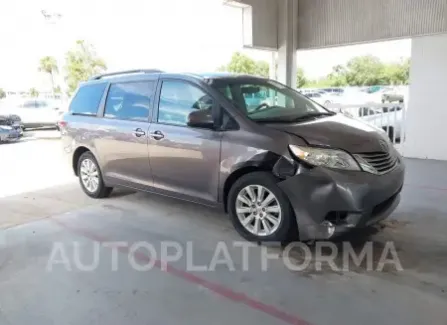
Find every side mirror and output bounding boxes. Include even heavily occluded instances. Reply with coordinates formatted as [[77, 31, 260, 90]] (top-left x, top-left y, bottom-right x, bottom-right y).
[[187, 109, 214, 129]]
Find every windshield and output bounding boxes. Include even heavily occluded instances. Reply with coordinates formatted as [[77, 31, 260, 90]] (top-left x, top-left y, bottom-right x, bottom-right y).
[[212, 79, 330, 123]]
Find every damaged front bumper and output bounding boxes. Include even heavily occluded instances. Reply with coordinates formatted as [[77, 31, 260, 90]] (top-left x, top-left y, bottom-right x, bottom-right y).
[[278, 160, 405, 241]]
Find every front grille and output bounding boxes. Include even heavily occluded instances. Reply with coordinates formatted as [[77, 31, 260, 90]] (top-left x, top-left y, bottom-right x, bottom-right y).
[[355, 151, 398, 175]]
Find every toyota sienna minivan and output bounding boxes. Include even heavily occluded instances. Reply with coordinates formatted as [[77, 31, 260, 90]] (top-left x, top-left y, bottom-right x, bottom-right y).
[[60, 69, 405, 241]]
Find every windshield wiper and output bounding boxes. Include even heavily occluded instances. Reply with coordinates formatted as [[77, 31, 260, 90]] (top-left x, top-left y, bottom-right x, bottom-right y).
[[292, 112, 334, 122], [253, 112, 334, 124]]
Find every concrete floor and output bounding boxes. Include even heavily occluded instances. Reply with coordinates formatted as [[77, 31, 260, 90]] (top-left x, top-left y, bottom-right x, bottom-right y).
[[0, 139, 446, 325], [0, 132, 71, 198]]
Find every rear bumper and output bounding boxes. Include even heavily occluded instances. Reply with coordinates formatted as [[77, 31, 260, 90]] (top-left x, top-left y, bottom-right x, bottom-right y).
[[22, 122, 58, 129], [278, 159, 405, 240]]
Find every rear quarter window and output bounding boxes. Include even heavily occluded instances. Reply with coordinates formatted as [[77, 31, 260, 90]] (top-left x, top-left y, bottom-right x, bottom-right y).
[[70, 83, 107, 115]]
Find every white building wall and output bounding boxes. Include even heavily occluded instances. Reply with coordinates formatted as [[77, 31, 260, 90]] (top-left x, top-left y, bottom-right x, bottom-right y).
[[403, 33, 447, 160]]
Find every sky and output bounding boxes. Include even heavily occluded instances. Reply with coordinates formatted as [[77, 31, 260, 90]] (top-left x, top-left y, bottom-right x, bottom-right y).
[[0, 0, 411, 91]]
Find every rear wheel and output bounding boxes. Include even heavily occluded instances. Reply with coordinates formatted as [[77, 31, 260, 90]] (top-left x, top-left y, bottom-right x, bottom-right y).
[[227, 172, 295, 242], [77, 151, 113, 198]]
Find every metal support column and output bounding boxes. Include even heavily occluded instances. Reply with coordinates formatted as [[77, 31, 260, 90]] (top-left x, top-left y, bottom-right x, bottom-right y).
[[276, 0, 298, 88]]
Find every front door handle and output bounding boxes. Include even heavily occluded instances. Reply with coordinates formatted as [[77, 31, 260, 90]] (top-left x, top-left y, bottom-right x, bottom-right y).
[[149, 130, 164, 140], [133, 128, 146, 137]]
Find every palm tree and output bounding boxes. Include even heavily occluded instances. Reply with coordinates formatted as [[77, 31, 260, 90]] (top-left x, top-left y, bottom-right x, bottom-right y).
[[38, 56, 58, 95], [29, 88, 39, 97]]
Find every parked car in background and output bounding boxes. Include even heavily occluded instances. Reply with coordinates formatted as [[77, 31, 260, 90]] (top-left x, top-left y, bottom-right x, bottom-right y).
[[325, 88, 380, 115], [381, 88, 404, 103], [1, 99, 62, 130], [365, 85, 384, 93], [304, 91, 335, 107], [0, 114, 23, 137], [0, 115, 22, 142], [321, 87, 344, 95]]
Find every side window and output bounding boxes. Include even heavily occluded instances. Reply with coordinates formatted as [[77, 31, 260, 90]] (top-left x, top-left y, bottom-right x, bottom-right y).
[[240, 84, 294, 112], [104, 82, 154, 121], [217, 85, 233, 100], [158, 81, 213, 126], [70, 83, 107, 116]]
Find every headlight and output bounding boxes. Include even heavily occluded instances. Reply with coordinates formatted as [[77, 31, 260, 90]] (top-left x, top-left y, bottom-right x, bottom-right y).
[[289, 145, 360, 171]]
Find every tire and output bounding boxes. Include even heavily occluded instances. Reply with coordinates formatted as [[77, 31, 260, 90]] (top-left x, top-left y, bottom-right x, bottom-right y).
[[77, 151, 113, 198], [227, 171, 296, 242]]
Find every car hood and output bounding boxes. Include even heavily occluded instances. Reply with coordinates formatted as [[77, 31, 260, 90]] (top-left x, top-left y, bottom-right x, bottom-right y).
[[265, 114, 388, 153]]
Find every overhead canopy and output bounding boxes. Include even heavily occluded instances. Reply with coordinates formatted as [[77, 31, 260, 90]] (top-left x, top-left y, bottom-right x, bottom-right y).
[[226, 0, 447, 50]]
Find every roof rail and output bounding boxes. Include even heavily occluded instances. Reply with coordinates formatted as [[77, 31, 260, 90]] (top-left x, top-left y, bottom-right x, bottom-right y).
[[89, 69, 164, 80]]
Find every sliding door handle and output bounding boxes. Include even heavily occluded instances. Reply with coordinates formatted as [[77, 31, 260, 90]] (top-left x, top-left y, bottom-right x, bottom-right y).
[[133, 128, 146, 137], [149, 130, 164, 140]]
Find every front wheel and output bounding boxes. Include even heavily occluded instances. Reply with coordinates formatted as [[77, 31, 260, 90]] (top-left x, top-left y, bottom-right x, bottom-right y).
[[77, 151, 113, 198], [227, 172, 296, 242]]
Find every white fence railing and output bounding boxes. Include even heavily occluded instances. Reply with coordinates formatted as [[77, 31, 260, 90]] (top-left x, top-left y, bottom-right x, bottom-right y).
[[326, 102, 406, 145]]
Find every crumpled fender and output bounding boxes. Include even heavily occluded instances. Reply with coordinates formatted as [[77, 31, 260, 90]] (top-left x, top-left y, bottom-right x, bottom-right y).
[[277, 165, 370, 240]]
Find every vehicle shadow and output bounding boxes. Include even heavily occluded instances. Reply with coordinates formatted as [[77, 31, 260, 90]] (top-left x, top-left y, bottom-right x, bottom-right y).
[[284, 220, 447, 281], [120, 189, 447, 292], [110, 187, 137, 198], [22, 129, 61, 141]]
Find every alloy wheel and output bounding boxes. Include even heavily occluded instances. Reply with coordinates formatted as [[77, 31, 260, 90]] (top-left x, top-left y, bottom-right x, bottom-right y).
[[80, 158, 99, 193], [235, 185, 282, 237]]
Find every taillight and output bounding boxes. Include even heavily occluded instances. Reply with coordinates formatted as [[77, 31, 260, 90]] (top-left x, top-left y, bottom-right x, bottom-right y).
[[58, 121, 68, 128]]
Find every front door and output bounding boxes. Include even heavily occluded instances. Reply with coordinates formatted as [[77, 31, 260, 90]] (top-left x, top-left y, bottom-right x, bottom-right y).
[[148, 80, 221, 203], [96, 80, 156, 189]]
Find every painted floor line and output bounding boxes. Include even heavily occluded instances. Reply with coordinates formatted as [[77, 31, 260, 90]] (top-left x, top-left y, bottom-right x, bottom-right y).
[[52, 218, 312, 325]]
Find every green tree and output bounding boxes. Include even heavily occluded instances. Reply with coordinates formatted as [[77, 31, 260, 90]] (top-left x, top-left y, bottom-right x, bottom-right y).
[[29, 88, 39, 97], [343, 55, 387, 86], [38, 56, 58, 94], [65, 40, 107, 94], [254, 60, 270, 78], [0, 88, 5, 99], [305, 78, 333, 88], [296, 67, 307, 88], [383, 58, 410, 85], [219, 52, 269, 77], [327, 64, 348, 86]]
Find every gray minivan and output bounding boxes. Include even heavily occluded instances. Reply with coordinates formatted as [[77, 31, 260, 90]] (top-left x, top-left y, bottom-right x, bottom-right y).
[[60, 70, 405, 242]]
